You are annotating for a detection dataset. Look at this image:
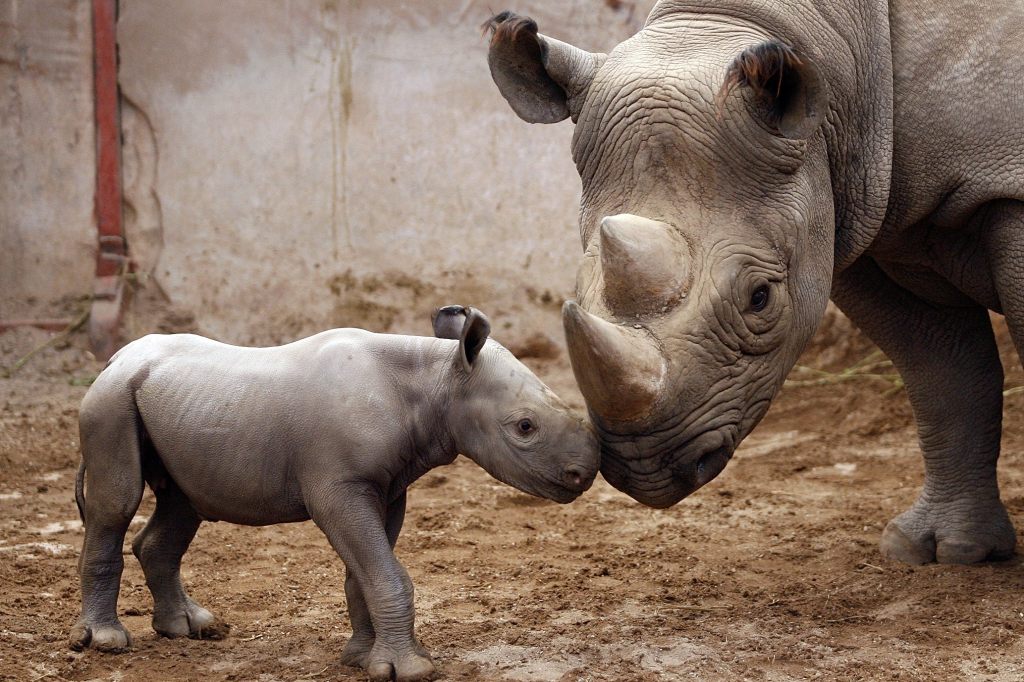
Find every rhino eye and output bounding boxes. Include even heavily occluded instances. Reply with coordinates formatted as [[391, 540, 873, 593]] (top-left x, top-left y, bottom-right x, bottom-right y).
[[517, 418, 535, 435], [750, 285, 770, 312]]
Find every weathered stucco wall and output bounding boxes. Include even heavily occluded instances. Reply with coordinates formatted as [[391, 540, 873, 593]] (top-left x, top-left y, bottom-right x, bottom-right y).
[[0, 1, 656, 347], [0, 0, 96, 319], [116, 0, 657, 347]]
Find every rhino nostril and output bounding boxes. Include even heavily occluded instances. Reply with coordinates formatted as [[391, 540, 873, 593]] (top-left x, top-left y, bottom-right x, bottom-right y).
[[561, 465, 588, 491], [695, 447, 732, 486]]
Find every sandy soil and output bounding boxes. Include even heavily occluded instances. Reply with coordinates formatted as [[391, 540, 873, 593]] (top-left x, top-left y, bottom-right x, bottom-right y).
[[2, 318, 1024, 682]]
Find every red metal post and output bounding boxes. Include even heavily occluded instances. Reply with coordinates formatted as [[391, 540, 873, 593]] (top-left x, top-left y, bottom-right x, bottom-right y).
[[89, 0, 126, 360]]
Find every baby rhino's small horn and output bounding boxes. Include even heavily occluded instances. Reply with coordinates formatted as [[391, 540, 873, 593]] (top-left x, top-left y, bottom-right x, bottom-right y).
[[562, 300, 666, 425]]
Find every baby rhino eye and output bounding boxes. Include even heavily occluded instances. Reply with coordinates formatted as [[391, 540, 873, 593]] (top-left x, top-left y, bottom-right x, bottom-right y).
[[517, 418, 535, 435]]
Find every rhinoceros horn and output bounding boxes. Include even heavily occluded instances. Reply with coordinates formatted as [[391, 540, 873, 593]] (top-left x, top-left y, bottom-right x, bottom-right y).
[[562, 300, 666, 424], [599, 214, 687, 315]]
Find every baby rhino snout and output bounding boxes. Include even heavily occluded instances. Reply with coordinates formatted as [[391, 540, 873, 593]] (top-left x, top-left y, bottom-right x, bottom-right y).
[[557, 424, 600, 495], [561, 463, 594, 493]]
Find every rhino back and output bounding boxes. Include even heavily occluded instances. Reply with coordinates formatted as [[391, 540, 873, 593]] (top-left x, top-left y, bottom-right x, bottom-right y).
[[885, 0, 1024, 232], [117, 331, 415, 524]]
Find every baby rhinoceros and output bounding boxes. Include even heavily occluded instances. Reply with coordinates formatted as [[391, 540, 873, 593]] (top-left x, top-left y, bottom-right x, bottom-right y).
[[70, 305, 598, 681]]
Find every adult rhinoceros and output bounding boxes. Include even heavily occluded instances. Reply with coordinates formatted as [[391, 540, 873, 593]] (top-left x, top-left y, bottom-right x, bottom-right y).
[[484, 1, 1024, 564]]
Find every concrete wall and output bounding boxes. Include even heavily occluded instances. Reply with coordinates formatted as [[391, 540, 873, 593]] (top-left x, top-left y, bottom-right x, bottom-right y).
[[115, 0, 657, 347], [1, 1, 657, 348], [0, 0, 96, 319]]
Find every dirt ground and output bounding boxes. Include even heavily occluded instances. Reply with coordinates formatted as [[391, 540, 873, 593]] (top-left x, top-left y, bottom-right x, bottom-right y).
[[2, 314, 1024, 682]]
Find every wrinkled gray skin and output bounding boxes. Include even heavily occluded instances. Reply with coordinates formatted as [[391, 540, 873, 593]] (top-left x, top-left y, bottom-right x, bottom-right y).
[[70, 305, 597, 681], [486, 0, 1024, 564]]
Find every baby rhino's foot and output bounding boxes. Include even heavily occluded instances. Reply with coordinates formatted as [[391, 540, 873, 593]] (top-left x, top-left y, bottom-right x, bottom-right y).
[[340, 633, 375, 668], [366, 642, 436, 682], [153, 598, 230, 640], [69, 618, 132, 653]]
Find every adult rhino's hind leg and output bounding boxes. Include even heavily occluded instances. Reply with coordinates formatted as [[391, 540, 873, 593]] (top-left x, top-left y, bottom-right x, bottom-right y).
[[832, 257, 1015, 565], [131, 467, 228, 641], [71, 388, 145, 652]]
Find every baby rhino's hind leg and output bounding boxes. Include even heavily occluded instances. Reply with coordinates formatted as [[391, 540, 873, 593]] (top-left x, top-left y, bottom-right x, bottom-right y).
[[71, 392, 145, 652], [131, 470, 228, 640]]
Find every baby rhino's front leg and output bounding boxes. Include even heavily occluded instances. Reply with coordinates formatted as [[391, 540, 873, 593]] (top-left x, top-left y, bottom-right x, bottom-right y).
[[310, 485, 434, 682], [340, 492, 408, 668]]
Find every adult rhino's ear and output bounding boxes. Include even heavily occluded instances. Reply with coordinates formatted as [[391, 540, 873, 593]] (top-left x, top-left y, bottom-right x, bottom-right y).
[[432, 305, 467, 340], [483, 11, 605, 124], [459, 308, 491, 372], [720, 40, 828, 139]]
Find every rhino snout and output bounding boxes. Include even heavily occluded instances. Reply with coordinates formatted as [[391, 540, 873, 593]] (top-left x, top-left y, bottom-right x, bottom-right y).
[[550, 421, 600, 499], [560, 461, 596, 493], [598, 426, 737, 508]]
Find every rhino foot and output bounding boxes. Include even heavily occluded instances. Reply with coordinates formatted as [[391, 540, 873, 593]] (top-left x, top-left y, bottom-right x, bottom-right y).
[[69, 618, 132, 653], [365, 641, 436, 682], [153, 598, 229, 640], [880, 497, 1016, 565], [340, 633, 375, 668]]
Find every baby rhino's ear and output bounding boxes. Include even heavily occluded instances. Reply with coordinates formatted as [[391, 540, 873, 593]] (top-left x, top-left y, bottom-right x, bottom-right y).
[[432, 305, 467, 340], [432, 305, 491, 372], [459, 308, 491, 372]]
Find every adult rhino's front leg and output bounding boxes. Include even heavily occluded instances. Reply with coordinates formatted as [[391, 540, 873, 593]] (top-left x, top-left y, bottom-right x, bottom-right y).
[[832, 257, 1015, 565]]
